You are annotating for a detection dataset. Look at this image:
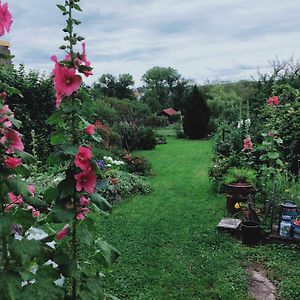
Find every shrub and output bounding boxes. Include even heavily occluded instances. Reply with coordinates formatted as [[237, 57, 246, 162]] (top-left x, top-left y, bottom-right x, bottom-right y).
[[155, 133, 167, 144], [99, 170, 152, 203], [174, 122, 185, 138], [136, 127, 157, 150], [143, 115, 168, 128], [122, 154, 151, 175]]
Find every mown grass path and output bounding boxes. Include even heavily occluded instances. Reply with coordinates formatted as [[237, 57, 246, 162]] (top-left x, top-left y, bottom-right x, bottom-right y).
[[93, 138, 300, 300]]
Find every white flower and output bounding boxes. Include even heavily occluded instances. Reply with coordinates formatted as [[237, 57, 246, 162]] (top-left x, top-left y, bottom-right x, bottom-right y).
[[245, 118, 251, 126], [237, 120, 244, 128]]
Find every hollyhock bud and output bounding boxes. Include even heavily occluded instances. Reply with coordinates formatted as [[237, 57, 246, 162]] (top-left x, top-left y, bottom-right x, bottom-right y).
[[85, 124, 94, 135], [56, 224, 70, 240], [27, 184, 35, 197], [76, 207, 90, 220], [27, 205, 40, 218], [74, 146, 92, 170], [5, 156, 22, 169], [0, 1, 13, 36], [0, 91, 7, 101], [80, 196, 90, 207]]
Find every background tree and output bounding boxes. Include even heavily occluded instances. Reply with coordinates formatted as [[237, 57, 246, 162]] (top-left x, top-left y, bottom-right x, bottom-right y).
[[183, 85, 210, 139], [141, 66, 184, 112], [92, 73, 135, 99]]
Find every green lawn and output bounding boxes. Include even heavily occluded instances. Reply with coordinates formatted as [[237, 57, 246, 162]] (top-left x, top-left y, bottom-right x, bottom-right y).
[[92, 138, 300, 299]]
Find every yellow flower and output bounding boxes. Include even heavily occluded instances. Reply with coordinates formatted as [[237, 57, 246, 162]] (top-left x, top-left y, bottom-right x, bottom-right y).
[[234, 202, 241, 209]]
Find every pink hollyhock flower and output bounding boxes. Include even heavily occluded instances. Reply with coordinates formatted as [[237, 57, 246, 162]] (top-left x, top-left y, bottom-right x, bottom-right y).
[[74, 146, 92, 170], [76, 207, 90, 220], [0, 1, 13, 36], [74, 168, 96, 194], [5, 192, 23, 211], [243, 136, 253, 151], [267, 96, 280, 106], [85, 124, 95, 135], [0, 104, 13, 128], [8, 192, 23, 205], [80, 196, 90, 207], [5, 156, 22, 169], [27, 205, 40, 218], [268, 131, 274, 137], [0, 129, 24, 153], [27, 184, 35, 197], [51, 55, 82, 107], [56, 224, 70, 240]]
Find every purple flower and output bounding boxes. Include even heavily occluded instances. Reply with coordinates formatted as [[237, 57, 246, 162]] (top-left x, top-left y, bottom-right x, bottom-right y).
[[97, 160, 106, 170], [12, 224, 22, 235]]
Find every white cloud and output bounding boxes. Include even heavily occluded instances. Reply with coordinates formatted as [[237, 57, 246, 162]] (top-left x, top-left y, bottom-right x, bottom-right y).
[[5, 0, 300, 86]]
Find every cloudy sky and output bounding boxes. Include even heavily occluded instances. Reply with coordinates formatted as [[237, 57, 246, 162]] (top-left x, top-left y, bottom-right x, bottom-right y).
[[5, 0, 300, 86]]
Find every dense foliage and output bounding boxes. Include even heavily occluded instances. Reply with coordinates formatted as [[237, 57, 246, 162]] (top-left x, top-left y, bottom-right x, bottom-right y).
[[0, 66, 55, 160]]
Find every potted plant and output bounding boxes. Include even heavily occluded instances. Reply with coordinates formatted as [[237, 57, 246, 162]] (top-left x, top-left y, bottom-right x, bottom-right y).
[[236, 197, 261, 246]]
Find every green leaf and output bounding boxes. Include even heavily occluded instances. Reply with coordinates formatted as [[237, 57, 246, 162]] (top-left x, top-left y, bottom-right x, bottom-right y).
[[91, 134, 102, 143], [8, 116, 22, 129], [43, 187, 60, 204], [13, 209, 35, 230], [15, 150, 36, 164], [47, 112, 62, 125], [57, 176, 75, 199], [267, 152, 280, 159], [57, 4, 66, 12], [51, 131, 67, 146], [73, 19, 81, 25], [73, 3, 82, 11], [0, 272, 22, 300], [0, 214, 13, 238], [7, 177, 28, 195], [61, 144, 77, 155], [93, 239, 120, 269], [47, 152, 65, 166], [15, 164, 30, 176], [90, 193, 112, 212], [61, 100, 75, 113], [54, 246, 80, 279], [77, 219, 94, 246], [20, 266, 64, 300], [51, 205, 74, 223], [79, 274, 105, 300], [9, 239, 42, 266]]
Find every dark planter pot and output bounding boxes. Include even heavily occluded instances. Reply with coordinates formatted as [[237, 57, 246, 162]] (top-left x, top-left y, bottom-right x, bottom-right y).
[[241, 221, 261, 246], [226, 182, 254, 214]]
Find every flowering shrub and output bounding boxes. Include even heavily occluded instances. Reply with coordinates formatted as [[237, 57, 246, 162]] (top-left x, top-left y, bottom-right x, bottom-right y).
[[123, 153, 151, 175]]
